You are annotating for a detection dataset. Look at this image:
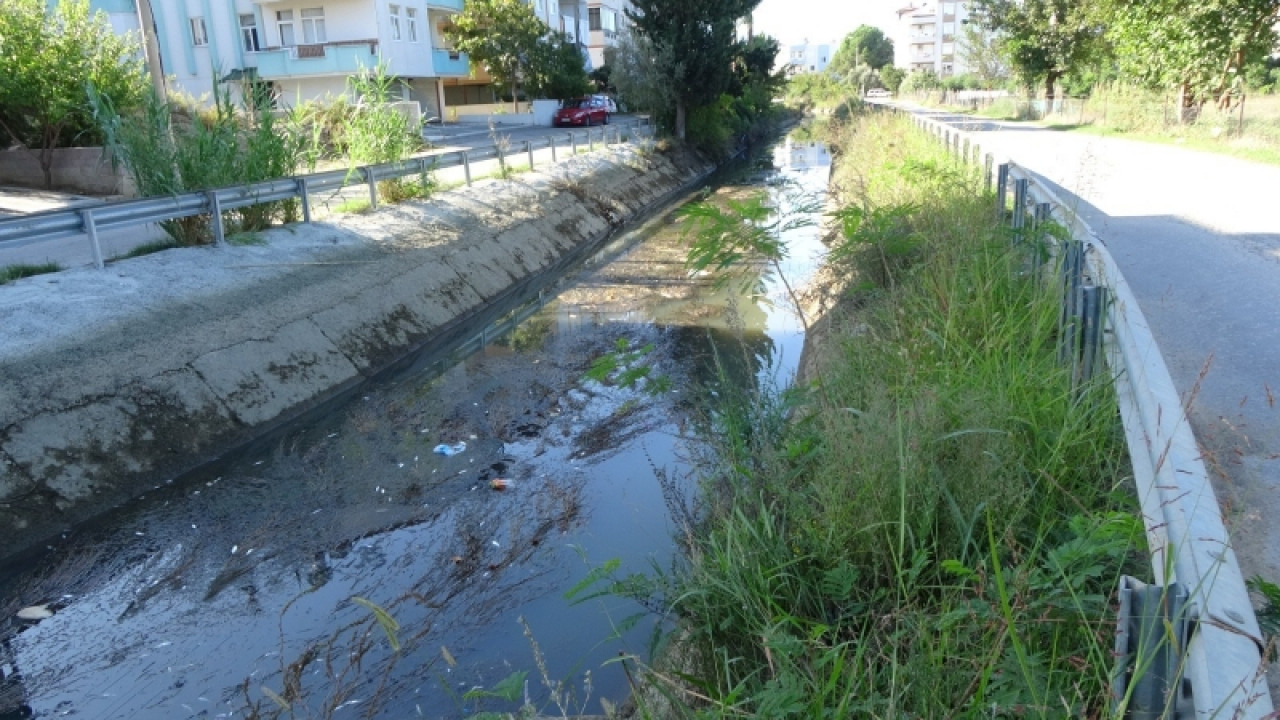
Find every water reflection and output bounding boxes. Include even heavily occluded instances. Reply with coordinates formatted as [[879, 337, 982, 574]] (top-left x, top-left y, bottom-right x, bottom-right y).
[[0, 129, 832, 720]]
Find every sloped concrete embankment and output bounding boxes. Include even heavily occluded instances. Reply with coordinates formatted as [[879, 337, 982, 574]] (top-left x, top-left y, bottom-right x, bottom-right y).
[[0, 145, 714, 562]]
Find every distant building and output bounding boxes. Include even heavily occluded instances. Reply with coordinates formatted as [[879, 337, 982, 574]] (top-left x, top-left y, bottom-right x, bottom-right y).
[[786, 40, 833, 75], [81, 0, 629, 117], [894, 0, 970, 77], [85, 0, 469, 118]]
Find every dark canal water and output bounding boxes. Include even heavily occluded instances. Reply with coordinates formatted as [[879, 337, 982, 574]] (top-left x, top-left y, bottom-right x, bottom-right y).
[[0, 133, 832, 719]]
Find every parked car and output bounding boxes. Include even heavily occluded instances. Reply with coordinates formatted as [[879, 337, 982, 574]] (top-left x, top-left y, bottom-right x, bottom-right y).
[[553, 97, 610, 127], [591, 94, 618, 114], [865, 88, 893, 99]]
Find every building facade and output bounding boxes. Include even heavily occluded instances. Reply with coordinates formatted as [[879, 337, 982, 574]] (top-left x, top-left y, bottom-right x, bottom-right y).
[[88, 0, 469, 118], [894, 0, 969, 77], [785, 40, 832, 75]]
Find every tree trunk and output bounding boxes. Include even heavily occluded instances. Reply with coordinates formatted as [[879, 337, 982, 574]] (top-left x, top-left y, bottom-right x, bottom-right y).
[[675, 100, 687, 141], [510, 81, 519, 113], [1044, 72, 1059, 112], [40, 127, 56, 190]]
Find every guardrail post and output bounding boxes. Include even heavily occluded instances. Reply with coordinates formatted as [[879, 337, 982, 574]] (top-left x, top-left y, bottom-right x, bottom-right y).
[[1057, 238, 1084, 366], [1011, 178, 1028, 243], [296, 178, 311, 224], [526, 140, 534, 170], [497, 144, 506, 176], [1074, 284, 1108, 388], [81, 208, 105, 270], [365, 167, 378, 210], [589, 129, 595, 152], [962, 138, 970, 162], [994, 163, 1009, 220], [208, 190, 226, 246], [550, 136, 557, 163], [983, 153, 994, 191], [571, 131, 578, 156], [462, 151, 472, 186]]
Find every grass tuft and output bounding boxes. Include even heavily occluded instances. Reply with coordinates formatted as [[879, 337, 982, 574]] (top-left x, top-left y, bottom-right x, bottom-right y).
[[0, 262, 60, 284]]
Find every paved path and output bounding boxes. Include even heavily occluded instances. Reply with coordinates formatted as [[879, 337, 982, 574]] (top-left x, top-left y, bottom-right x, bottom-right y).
[[919, 106, 1280, 683]]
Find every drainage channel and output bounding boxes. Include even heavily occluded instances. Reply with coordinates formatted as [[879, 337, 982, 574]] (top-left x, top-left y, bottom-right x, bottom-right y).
[[0, 131, 833, 720]]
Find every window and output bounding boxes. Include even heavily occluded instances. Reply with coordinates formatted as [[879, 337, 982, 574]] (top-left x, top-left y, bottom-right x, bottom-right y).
[[240, 14, 261, 52], [190, 17, 209, 47], [277, 10, 295, 46], [406, 7, 418, 42], [389, 4, 402, 41], [300, 8, 326, 43], [588, 7, 600, 31]]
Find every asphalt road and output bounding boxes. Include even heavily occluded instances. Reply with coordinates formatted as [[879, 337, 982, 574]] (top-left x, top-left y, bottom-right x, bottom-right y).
[[918, 105, 1280, 673], [0, 117, 644, 269]]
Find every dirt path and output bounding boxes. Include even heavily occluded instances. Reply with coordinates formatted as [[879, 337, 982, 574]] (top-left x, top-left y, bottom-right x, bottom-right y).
[[922, 109, 1280, 687]]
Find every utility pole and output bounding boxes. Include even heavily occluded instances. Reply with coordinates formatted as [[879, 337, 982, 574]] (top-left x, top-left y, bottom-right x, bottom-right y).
[[135, 0, 168, 103]]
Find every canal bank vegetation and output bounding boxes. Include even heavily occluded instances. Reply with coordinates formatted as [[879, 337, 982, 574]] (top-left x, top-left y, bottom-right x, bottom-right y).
[[606, 111, 1144, 717]]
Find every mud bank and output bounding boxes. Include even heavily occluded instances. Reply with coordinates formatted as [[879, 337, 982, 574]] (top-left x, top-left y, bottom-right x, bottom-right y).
[[0, 144, 715, 562]]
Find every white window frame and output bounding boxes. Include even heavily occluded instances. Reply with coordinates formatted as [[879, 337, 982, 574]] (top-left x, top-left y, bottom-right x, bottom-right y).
[[277, 9, 296, 46], [240, 13, 261, 52], [406, 7, 418, 42], [389, 4, 402, 41], [190, 17, 209, 47], [300, 7, 326, 44]]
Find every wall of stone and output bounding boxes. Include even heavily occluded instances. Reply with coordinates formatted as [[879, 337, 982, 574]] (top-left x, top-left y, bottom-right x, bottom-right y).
[[0, 143, 712, 562], [0, 146, 135, 197]]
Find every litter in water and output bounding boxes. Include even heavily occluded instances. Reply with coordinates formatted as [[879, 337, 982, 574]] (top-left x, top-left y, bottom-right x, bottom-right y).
[[433, 441, 467, 456]]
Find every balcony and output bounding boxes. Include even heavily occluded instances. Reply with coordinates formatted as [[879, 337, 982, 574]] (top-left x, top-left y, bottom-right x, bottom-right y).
[[432, 49, 470, 76], [253, 41, 379, 79], [426, 0, 464, 10]]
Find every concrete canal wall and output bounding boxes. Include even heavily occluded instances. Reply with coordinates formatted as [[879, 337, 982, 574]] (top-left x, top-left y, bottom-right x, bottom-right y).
[[0, 144, 714, 562]]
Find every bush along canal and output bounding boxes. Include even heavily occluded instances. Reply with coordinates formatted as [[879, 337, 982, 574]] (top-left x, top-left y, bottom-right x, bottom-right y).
[[0, 131, 833, 719], [585, 111, 1148, 718]]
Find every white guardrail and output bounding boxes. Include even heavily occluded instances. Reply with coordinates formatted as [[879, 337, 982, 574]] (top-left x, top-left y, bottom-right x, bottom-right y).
[[0, 119, 653, 267], [907, 109, 1272, 719]]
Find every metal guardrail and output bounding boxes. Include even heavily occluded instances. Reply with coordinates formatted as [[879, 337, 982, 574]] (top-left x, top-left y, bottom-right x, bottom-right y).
[[0, 119, 654, 268], [908, 111, 1272, 719]]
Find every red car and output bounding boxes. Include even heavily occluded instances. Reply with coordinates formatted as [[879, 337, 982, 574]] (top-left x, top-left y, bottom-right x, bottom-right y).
[[553, 97, 610, 127]]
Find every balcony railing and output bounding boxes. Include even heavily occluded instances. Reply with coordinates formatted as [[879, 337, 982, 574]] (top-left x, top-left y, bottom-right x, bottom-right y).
[[253, 41, 379, 78], [432, 49, 470, 76], [425, 0, 464, 10]]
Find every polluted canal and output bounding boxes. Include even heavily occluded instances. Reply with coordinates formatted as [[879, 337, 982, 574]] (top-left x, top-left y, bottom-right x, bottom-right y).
[[0, 133, 833, 720]]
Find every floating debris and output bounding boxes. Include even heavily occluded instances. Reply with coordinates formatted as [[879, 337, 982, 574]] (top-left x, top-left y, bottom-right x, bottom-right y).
[[489, 478, 510, 491], [433, 441, 467, 456], [17, 604, 53, 621]]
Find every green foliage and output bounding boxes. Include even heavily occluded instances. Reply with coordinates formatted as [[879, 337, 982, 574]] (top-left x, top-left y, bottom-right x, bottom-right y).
[[901, 68, 942, 94], [0, 0, 146, 188], [972, 0, 1104, 98], [829, 24, 895, 75], [605, 29, 677, 122], [880, 65, 908, 93], [345, 63, 428, 201], [625, 0, 762, 139], [784, 73, 851, 108], [1098, 0, 1280, 108], [0, 262, 60, 285], [528, 32, 592, 100], [91, 83, 306, 245], [350, 596, 401, 652], [604, 115, 1141, 718], [444, 0, 546, 106]]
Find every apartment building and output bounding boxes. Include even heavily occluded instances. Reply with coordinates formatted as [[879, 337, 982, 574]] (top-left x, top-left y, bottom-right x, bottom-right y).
[[894, 0, 969, 77], [87, 0, 470, 119], [785, 40, 833, 75]]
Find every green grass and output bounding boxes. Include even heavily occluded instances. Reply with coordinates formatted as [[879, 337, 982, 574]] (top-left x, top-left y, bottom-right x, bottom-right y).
[[0, 262, 60, 284], [592, 111, 1149, 718], [115, 239, 183, 259]]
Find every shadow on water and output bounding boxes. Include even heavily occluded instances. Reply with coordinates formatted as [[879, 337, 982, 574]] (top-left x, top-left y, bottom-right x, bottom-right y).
[[0, 130, 833, 720]]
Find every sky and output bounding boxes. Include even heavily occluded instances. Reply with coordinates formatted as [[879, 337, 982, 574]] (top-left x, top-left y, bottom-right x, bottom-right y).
[[751, 0, 902, 48]]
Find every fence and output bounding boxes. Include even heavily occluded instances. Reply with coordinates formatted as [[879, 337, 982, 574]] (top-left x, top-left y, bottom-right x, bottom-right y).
[[910, 111, 1272, 719], [0, 119, 654, 269]]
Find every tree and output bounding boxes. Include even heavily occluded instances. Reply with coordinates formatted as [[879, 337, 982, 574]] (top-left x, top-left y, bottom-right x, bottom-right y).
[[527, 32, 592, 100], [443, 0, 545, 110], [0, 0, 145, 189], [958, 19, 1009, 88], [972, 0, 1102, 102], [1099, 0, 1280, 113], [881, 65, 907, 93], [605, 29, 678, 118], [829, 25, 895, 76], [625, 0, 762, 140]]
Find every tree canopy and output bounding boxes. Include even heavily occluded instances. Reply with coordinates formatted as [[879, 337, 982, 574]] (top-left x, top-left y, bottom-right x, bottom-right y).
[[1098, 0, 1280, 108], [971, 0, 1102, 101], [829, 25, 895, 75], [0, 0, 145, 188], [443, 0, 545, 106], [625, 0, 761, 139]]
